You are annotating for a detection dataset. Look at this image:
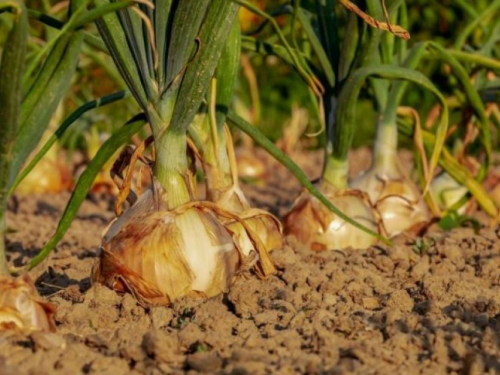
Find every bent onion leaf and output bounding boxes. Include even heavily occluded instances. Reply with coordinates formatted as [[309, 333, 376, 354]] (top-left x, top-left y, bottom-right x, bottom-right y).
[[427, 42, 491, 181]]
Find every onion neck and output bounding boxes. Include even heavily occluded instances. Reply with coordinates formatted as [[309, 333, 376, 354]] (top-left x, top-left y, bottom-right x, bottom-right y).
[[372, 117, 399, 173], [190, 114, 244, 209], [322, 155, 349, 191], [155, 128, 192, 209], [203, 132, 233, 199]]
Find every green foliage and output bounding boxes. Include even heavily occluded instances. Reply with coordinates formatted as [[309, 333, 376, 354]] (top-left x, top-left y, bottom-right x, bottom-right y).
[[0, 0, 28, 274]]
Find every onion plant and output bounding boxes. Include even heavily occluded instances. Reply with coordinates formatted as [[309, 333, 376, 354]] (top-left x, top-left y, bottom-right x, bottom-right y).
[[0, 0, 141, 332], [237, 0, 452, 249], [86, 0, 279, 306], [349, 3, 431, 237], [281, 1, 442, 248], [426, 1, 500, 217], [0, 0, 79, 332]]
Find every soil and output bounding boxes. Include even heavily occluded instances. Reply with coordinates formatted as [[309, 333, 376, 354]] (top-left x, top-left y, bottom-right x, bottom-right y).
[[2, 147, 500, 374]]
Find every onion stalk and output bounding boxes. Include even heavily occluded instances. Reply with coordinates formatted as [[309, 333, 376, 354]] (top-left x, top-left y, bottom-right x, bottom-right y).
[[189, 21, 282, 256]]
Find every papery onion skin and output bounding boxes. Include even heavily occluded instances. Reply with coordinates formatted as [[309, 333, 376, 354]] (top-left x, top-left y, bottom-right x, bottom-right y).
[[284, 188, 380, 251], [228, 215, 282, 257], [213, 185, 283, 256], [93, 184, 243, 306], [351, 165, 430, 238], [0, 275, 56, 332]]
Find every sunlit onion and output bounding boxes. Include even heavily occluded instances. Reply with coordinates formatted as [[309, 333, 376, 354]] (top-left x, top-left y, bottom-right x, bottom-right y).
[[0, 274, 56, 332], [351, 160, 429, 237], [93, 180, 274, 306], [16, 158, 71, 195], [284, 187, 380, 251]]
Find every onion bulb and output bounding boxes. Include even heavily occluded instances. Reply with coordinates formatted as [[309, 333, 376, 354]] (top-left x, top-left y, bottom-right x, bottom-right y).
[[284, 186, 380, 251], [429, 172, 468, 214], [351, 159, 430, 237], [220, 190, 282, 258], [236, 148, 267, 180], [0, 275, 56, 332], [206, 163, 283, 257], [93, 180, 274, 306], [16, 157, 71, 195]]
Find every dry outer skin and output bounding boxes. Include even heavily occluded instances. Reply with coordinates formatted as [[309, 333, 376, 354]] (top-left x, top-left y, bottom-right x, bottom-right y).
[[2, 148, 500, 374]]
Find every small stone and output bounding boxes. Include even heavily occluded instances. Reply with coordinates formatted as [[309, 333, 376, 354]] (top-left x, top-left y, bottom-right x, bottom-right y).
[[149, 307, 174, 328], [474, 313, 489, 328], [142, 330, 184, 364], [362, 297, 380, 310], [31, 332, 66, 350], [186, 352, 222, 372]]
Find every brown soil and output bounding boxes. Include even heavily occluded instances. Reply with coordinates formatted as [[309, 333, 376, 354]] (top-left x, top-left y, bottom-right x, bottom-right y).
[[2, 148, 500, 374]]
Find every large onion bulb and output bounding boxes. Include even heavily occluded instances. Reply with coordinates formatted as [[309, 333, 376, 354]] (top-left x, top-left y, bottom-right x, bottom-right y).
[[93, 181, 274, 306], [284, 187, 380, 251], [0, 275, 56, 332]]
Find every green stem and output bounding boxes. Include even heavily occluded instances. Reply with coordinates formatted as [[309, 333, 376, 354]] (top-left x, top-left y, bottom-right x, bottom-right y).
[[322, 156, 349, 190], [373, 115, 398, 169], [204, 135, 233, 200], [189, 115, 235, 205], [155, 128, 192, 209], [321, 92, 349, 190]]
